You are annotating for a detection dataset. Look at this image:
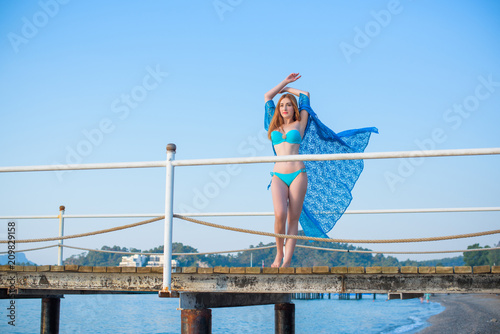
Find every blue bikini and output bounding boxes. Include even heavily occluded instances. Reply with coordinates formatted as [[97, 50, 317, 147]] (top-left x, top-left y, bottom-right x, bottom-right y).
[[271, 129, 302, 145], [270, 129, 306, 187], [271, 168, 307, 187]]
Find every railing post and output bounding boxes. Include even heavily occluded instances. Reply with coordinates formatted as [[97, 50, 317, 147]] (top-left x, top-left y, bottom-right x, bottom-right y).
[[57, 206, 65, 266], [161, 143, 176, 295]]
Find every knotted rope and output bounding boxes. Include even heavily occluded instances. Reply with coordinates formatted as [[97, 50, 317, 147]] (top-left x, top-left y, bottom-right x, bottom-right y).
[[174, 214, 500, 244], [2, 214, 499, 246], [0, 216, 164, 243]]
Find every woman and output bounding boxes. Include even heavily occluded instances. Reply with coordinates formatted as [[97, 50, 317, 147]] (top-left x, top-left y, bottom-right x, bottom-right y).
[[264, 73, 309, 267], [264, 73, 378, 267]]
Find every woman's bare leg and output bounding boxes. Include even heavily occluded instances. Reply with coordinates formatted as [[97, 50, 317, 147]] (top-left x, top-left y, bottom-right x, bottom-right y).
[[282, 172, 307, 267], [271, 176, 289, 268]]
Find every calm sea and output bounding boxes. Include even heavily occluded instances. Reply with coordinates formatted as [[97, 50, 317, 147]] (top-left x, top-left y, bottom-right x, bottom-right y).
[[1, 294, 444, 333]]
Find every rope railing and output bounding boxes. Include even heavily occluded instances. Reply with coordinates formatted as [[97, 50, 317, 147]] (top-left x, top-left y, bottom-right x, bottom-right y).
[[295, 244, 500, 255], [174, 214, 500, 244], [3, 243, 498, 257], [0, 216, 165, 244], [1, 211, 499, 245], [2, 213, 499, 245], [60, 244, 500, 256], [61, 244, 277, 256], [0, 244, 59, 255]]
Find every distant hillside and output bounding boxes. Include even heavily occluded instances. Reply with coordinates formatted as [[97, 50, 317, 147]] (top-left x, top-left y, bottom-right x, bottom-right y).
[[0, 252, 37, 266], [63, 232, 469, 268], [400, 256, 464, 267], [64, 243, 201, 266], [65, 245, 142, 266]]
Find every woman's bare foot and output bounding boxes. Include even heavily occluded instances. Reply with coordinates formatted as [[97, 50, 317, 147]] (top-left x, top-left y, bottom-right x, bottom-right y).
[[281, 260, 291, 268], [271, 254, 283, 267]]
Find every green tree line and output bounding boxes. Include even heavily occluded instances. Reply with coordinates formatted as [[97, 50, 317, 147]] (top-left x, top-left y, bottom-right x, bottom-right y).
[[64, 234, 500, 268], [463, 243, 500, 267]]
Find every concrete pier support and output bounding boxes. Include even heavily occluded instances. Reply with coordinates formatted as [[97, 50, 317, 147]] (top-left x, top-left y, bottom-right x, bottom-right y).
[[179, 292, 292, 333], [275, 302, 295, 334], [181, 309, 211, 334], [40, 297, 60, 334], [387, 292, 424, 300]]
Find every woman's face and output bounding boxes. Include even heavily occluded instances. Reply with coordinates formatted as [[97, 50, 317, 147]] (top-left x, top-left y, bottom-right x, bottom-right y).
[[279, 97, 294, 121]]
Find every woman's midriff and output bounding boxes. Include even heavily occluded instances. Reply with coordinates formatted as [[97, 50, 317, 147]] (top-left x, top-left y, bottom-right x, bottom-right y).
[[273, 160, 305, 174], [273, 143, 304, 173]]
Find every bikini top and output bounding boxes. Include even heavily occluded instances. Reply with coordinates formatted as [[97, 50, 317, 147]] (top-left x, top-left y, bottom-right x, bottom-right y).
[[271, 129, 302, 146]]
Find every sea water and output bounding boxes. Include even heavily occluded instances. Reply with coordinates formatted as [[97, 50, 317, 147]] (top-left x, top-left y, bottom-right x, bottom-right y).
[[0, 294, 444, 333]]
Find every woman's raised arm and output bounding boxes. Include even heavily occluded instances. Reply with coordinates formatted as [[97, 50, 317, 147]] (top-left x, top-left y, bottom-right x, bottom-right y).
[[280, 86, 309, 98], [264, 73, 301, 102]]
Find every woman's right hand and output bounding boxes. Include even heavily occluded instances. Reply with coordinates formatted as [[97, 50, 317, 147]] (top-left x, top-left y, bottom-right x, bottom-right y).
[[284, 73, 301, 84], [265, 73, 301, 102]]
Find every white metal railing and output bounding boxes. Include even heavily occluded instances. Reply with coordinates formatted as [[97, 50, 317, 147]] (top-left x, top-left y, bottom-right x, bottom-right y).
[[2, 206, 500, 220], [0, 161, 165, 173], [1, 147, 499, 173], [0, 214, 163, 219], [1, 145, 500, 293], [175, 207, 500, 216], [171, 147, 500, 167]]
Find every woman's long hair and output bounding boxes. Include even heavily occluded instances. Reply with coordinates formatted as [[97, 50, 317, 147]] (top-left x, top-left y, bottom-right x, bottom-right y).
[[267, 94, 301, 139]]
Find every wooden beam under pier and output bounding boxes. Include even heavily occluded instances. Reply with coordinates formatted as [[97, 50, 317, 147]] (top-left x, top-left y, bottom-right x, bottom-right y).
[[0, 265, 499, 296]]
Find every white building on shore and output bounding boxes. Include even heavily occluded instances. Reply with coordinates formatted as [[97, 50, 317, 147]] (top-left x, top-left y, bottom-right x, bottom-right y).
[[146, 254, 178, 268], [118, 254, 147, 267], [118, 254, 179, 268]]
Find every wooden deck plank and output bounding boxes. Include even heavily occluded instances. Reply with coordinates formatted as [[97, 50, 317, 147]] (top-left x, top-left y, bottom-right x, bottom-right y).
[[229, 267, 245, 274], [366, 267, 382, 274], [214, 266, 229, 274], [312, 266, 329, 274], [331, 267, 347, 274], [435, 267, 454, 274], [455, 266, 472, 274], [401, 266, 418, 274], [245, 267, 261, 274], [295, 267, 312, 274]]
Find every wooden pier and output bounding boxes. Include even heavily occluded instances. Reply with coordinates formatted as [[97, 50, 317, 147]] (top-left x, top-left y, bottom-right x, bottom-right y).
[[1, 265, 499, 333]]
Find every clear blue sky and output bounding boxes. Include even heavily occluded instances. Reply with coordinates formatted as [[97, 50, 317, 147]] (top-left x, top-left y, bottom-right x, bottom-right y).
[[1, 0, 499, 266]]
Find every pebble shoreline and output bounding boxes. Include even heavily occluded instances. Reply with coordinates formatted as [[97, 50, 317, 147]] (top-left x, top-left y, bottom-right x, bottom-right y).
[[419, 293, 500, 334]]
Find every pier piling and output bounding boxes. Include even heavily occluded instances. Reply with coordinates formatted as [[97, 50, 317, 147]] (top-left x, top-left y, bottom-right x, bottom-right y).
[[275, 302, 295, 334], [40, 297, 60, 334], [181, 308, 211, 334]]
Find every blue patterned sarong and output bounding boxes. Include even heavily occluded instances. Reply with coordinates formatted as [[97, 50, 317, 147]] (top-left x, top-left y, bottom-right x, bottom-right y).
[[265, 94, 378, 238]]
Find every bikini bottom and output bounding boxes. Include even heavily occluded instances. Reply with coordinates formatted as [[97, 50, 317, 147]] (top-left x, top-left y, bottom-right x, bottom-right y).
[[270, 168, 307, 188]]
